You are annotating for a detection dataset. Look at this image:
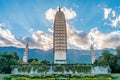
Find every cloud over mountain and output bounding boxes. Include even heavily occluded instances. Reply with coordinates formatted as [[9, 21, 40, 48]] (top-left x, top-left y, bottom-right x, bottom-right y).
[[16, 30, 53, 50], [0, 7, 119, 50], [89, 27, 120, 49], [0, 22, 119, 50], [67, 23, 89, 49], [0, 27, 23, 47], [45, 7, 120, 50]]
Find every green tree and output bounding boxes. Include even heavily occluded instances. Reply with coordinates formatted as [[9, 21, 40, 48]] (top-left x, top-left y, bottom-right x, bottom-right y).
[[95, 50, 116, 66], [65, 64, 71, 72], [41, 65, 50, 74], [28, 58, 39, 63], [116, 46, 120, 58], [93, 50, 118, 73], [115, 59, 120, 72], [21, 65, 27, 72], [115, 46, 120, 73], [26, 65, 32, 73], [0, 56, 7, 73], [11, 52, 19, 60], [0, 52, 19, 73], [37, 67, 42, 73], [54, 65, 64, 73], [30, 60, 40, 64], [108, 55, 117, 73], [95, 50, 112, 66], [41, 60, 50, 65], [70, 65, 76, 73]]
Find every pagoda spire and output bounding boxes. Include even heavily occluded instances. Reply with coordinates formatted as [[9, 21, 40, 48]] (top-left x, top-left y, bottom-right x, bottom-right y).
[[54, 6, 67, 64], [23, 43, 29, 63], [59, 7, 61, 12], [90, 44, 96, 64]]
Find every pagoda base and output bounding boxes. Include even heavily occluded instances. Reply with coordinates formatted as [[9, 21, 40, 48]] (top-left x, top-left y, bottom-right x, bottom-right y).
[[54, 60, 66, 64], [54, 51, 66, 64]]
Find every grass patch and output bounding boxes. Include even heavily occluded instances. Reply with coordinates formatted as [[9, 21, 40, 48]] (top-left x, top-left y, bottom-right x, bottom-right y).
[[70, 78, 112, 80], [1, 74, 120, 80], [11, 77, 55, 80], [111, 74, 120, 80]]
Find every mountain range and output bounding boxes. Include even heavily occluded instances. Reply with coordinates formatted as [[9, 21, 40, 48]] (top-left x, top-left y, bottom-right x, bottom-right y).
[[0, 46, 116, 64]]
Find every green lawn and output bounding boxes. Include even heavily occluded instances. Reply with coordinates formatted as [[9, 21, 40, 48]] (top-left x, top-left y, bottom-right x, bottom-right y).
[[111, 74, 120, 80], [0, 75, 3, 80], [0, 74, 120, 80], [0, 74, 5, 80], [0, 74, 10, 80], [11, 78, 112, 80]]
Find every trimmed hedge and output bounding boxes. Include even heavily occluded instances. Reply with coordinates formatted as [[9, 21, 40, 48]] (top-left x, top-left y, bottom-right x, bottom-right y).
[[4, 74, 112, 80], [12, 64, 92, 74]]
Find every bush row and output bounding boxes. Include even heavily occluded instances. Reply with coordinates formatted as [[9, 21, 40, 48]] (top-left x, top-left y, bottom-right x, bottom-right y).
[[4, 74, 111, 80]]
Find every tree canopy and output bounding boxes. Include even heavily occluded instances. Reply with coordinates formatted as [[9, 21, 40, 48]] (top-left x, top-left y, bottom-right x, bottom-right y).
[[94, 49, 120, 73], [0, 52, 19, 73]]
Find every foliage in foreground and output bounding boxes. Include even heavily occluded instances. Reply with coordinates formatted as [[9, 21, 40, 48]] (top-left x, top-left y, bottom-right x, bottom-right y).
[[0, 52, 19, 73], [93, 48, 120, 73], [3, 74, 112, 80], [12, 64, 92, 74], [11, 77, 112, 80], [0, 46, 120, 74]]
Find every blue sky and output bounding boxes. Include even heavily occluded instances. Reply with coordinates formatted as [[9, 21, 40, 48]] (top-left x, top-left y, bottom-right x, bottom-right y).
[[0, 0, 120, 50]]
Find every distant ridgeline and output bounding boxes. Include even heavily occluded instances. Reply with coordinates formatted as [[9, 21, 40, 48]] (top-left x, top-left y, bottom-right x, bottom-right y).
[[0, 46, 116, 64]]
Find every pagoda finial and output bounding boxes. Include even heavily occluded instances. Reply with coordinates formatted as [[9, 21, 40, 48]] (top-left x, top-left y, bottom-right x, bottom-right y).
[[26, 43, 28, 47], [59, 7, 61, 12]]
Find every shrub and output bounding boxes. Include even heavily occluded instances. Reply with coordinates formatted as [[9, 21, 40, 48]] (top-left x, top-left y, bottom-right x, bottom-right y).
[[72, 74, 81, 78], [41, 74, 53, 78], [55, 74, 69, 78]]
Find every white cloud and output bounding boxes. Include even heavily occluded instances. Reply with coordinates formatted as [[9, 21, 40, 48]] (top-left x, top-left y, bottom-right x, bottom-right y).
[[67, 23, 89, 49], [62, 7, 76, 20], [45, 7, 76, 21], [112, 11, 116, 17], [0, 24, 119, 50], [48, 28, 53, 33], [0, 22, 53, 50], [111, 15, 120, 27], [104, 7, 120, 27], [73, 3, 79, 8], [0, 24, 2, 27], [66, 24, 120, 50], [88, 27, 120, 49], [0, 28, 15, 40], [31, 30, 53, 50], [45, 22, 90, 50], [104, 8, 112, 19], [0, 7, 119, 50], [25, 26, 34, 33], [0, 27, 23, 47], [32, 30, 52, 42], [0, 23, 6, 27], [0, 27, 53, 50], [44, 7, 120, 50], [45, 8, 56, 21], [0, 23, 11, 30], [28, 28, 34, 33]]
